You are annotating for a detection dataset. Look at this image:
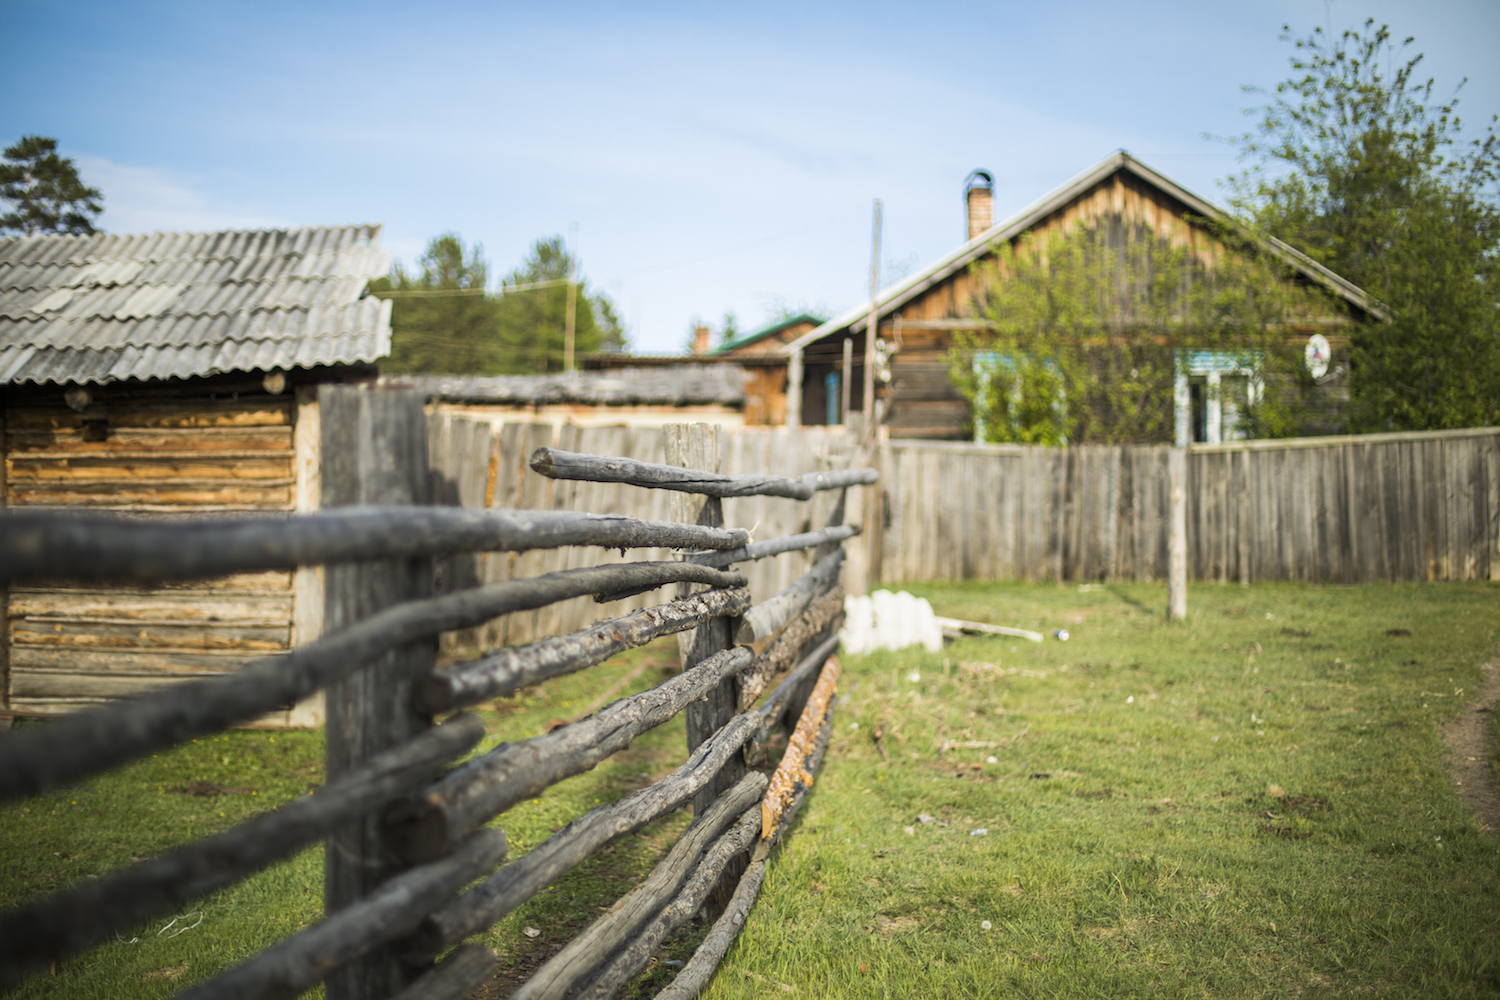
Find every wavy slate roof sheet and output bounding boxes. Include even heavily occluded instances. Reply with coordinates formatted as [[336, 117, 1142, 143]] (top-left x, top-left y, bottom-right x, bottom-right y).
[[0, 224, 392, 385]]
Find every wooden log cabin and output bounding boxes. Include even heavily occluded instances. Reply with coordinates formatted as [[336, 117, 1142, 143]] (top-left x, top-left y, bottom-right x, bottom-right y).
[[0, 225, 393, 724], [782, 152, 1380, 441]]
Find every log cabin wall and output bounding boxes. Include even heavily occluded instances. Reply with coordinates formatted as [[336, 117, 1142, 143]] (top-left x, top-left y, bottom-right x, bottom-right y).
[[1, 375, 323, 724]]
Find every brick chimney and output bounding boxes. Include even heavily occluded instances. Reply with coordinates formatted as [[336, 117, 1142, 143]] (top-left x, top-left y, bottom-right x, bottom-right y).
[[965, 169, 994, 241], [692, 323, 712, 355]]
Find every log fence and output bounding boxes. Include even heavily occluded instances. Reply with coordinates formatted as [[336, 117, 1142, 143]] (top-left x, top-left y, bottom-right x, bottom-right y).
[[0, 386, 872, 999]]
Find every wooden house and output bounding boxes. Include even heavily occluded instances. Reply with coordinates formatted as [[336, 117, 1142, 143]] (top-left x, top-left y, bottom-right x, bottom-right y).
[[782, 153, 1380, 441], [0, 225, 392, 723]]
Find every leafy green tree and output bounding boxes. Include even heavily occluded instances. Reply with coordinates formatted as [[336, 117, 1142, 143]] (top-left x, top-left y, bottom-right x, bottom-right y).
[[1227, 21, 1500, 431], [951, 223, 1318, 445], [0, 136, 103, 235], [376, 234, 505, 374], [377, 234, 627, 375], [496, 236, 626, 370]]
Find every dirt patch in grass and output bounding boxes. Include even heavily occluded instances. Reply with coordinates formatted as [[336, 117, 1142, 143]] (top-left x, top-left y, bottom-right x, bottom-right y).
[[1441, 655, 1500, 839]]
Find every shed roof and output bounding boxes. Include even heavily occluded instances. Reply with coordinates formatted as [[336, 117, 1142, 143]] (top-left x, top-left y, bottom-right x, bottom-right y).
[[782, 151, 1380, 355], [0, 225, 393, 385], [383, 364, 746, 407]]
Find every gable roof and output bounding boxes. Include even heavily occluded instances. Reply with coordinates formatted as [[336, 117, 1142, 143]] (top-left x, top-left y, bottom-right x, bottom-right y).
[[782, 151, 1380, 355], [709, 312, 826, 356], [0, 225, 393, 385]]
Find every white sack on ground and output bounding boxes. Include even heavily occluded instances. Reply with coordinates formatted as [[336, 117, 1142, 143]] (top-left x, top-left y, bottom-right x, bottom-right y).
[[840, 590, 944, 654]]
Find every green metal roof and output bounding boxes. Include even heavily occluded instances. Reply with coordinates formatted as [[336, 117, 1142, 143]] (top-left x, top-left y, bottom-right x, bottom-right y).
[[709, 312, 826, 356]]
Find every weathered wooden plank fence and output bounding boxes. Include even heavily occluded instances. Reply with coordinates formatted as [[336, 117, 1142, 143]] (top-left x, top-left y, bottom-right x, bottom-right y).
[[877, 427, 1500, 585], [0, 386, 871, 999], [429, 419, 1498, 594]]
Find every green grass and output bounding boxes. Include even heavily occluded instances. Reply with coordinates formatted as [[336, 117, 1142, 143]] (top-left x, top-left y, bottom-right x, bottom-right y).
[[3, 582, 1499, 998], [713, 581, 1500, 999]]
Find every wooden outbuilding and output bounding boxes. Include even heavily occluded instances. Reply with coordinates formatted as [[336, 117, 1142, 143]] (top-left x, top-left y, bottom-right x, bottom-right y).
[[0, 225, 392, 723], [583, 313, 825, 428], [783, 152, 1381, 441]]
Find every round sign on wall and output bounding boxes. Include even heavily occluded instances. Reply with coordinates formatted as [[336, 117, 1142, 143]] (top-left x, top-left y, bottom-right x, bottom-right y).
[[1305, 334, 1331, 379]]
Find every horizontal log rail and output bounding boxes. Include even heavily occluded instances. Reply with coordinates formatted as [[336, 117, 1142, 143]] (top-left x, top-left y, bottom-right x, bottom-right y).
[[405, 710, 764, 962], [2, 416, 878, 1000], [574, 806, 763, 999], [685, 523, 860, 569], [530, 447, 878, 501], [734, 548, 844, 643], [510, 773, 768, 1000], [391, 647, 754, 863], [658, 709, 837, 1000], [388, 944, 496, 1000], [414, 587, 752, 713], [0, 714, 484, 986], [739, 588, 845, 710], [0, 564, 745, 802], [757, 632, 842, 733], [0, 506, 749, 585], [175, 828, 509, 1000]]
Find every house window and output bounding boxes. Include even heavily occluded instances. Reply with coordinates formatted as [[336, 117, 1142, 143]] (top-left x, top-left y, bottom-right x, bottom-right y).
[[1174, 351, 1261, 446]]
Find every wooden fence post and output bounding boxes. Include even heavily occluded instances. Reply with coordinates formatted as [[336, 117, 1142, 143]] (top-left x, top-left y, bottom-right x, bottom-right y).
[[665, 424, 745, 905], [1168, 447, 1188, 621], [320, 385, 436, 1000]]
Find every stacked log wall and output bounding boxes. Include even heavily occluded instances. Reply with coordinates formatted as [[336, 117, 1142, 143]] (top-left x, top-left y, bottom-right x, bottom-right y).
[[1, 381, 319, 722]]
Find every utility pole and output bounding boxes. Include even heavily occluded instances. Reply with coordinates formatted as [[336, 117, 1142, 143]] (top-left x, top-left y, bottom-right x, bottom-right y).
[[563, 223, 579, 372], [863, 199, 881, 444]]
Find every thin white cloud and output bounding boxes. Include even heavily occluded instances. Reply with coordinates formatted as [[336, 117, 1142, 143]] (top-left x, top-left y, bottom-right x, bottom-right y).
[[78, 157, 284, 235]]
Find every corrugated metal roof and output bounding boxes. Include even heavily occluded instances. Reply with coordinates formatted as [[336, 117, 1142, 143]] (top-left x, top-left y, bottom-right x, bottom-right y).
[[0, 224, 392, 384], [383, 365, 747, 407]]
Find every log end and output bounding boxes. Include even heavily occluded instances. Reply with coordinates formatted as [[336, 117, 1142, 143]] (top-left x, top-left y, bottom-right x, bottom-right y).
[[528, 447, 556, 476]]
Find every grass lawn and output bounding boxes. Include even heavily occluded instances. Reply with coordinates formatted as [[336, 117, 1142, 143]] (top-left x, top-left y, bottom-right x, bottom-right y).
[[2, 581, 1498, 998]]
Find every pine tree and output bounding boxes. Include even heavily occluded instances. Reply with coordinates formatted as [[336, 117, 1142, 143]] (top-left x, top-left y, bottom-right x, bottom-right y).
[[0, 136, 103, 236]]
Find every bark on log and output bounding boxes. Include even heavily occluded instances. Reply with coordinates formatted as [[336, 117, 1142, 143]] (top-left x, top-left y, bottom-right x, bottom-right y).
[[738, 588, 845, 710], [0, 565, 742, 804], [414, 587, 752, 714], [173, 829, 508, 1000], [386, 945, 496, 1000], [509, 773, 768, 1000], [389, 648, 753, 863], [573, 808, 762, 1000], [0, 714, 483, 988], [732, 549, 844, 644], [404, 711, 762, 963], [799, 468, 880, 492], [655, 708, 838, 1000], [0, 507, 749, 585], [684, 524, 859, 570], [761, 656, 840, 837], [653, 857, 767, 1000], [756, 632, 840, 737], [529, 448, 815, 500]]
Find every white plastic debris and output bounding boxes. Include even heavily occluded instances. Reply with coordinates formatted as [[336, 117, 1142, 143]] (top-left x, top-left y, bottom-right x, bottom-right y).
[[906, 671, 922, 683], [916, 813, 938, 825], [970, 828, 988, 836], [523, 926, 541, 939], [987, 756, 998, 764], [1054, 629, 1070, 641], [841, 590, 944, 654], [1126, 696, 1135, 704]]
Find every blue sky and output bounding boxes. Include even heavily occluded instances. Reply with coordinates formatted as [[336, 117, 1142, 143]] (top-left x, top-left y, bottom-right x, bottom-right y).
[[5, 0, 1497, 353]]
